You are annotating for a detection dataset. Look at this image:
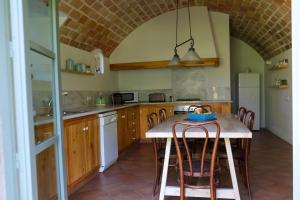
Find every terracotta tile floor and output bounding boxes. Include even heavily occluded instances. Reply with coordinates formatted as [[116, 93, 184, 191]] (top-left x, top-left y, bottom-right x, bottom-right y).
[[69, 130, 292, 200]]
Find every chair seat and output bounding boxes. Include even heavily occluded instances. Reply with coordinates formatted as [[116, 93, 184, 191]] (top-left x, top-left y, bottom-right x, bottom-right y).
[[182, 160, 219, 177], [179, 160, 219, 189]]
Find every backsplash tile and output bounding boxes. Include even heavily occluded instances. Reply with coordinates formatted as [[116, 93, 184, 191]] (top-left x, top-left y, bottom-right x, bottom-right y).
[[32, 90, 113, 115]]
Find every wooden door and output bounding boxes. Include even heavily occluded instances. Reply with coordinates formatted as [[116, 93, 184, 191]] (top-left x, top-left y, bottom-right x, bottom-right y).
[[127, 106, 139, 144], [64, 119, 86, 185], [139, 105, 149, 140], [165, 105, 174, 118], [117, 108, 128, 152], [35, 124, 57, 200], [85, 116, 100, 173]]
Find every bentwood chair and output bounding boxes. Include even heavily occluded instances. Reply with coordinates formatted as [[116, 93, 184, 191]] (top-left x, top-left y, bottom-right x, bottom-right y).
[[187, 105, 214, 154], [159, 108, 167, 122], [237, 107, 247, 122], [172, 121, 221, 200], [218, 110, 255, 200], [148, 111, 184, 196], [147, 113, 163, 196]]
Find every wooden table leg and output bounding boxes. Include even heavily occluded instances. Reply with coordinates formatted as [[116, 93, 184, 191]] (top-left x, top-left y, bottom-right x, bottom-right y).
[[224, 138, 241, 200], [159, 138, 171, 200]]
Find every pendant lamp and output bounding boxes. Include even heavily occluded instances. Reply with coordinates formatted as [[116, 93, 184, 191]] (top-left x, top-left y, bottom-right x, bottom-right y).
[[168, 0, 201, 66]]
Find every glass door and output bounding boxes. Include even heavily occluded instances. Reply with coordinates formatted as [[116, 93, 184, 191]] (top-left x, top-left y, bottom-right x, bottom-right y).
[[10, 0, 67, 199], [29, 0, 67, 199]]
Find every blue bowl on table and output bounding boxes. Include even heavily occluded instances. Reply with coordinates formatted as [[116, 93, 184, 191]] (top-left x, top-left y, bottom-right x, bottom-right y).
[[186, 112, 217, 122]]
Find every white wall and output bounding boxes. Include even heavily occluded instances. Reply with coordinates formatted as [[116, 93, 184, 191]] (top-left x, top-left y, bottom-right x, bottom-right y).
[[110, 7, 218, 63], [60, 43, 118, 91], [265, 49, 292, 144], [230, 37, 265, 127], [110, 7, 230, 99]]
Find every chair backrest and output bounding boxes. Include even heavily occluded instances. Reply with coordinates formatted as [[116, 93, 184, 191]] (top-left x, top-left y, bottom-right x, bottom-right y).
[[147, 112, 159, 129], [159, 108, 167, 122], [172, 121, 221, 186], [188, 105, 212, 113], [243, 110, 255, 131], [240, 110, 255, 155], [237, 107, 247, 122]]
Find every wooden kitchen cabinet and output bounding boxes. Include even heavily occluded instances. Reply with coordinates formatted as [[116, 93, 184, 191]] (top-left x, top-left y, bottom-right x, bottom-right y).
[[35, 123, 57, 200], [64, 115, 100, 193], [139, 104, 174, 140], [209, 102, 231, 114], [85, 118, 100, 173], [117, 108, 128, 152], [117, 106, 140, 152], [128, 106, 140, 143]]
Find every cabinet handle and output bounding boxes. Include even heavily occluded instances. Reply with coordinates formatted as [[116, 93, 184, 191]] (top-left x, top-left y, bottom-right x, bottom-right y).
[[82, 127, 89, 133], [121, 115, 125, 119]]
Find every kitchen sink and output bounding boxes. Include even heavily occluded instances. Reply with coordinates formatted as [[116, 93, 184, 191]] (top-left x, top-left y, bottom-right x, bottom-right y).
[[63, 110, 87, 115]]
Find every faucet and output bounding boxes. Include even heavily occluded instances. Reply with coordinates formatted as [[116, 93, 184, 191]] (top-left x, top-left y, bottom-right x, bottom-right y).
[[47, 97, 53, 116], [47, 92, 69, 116]]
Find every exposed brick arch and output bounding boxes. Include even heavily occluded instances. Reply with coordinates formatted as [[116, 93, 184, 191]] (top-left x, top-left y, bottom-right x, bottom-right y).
[[59, 0, 291, 59]]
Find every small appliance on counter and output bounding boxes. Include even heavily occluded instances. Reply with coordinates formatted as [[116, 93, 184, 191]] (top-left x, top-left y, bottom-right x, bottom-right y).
[[111, 93, 124, 105], [112, 91, 138, 105], [149, 93, 166, 102], [96, 95, 105, 106]]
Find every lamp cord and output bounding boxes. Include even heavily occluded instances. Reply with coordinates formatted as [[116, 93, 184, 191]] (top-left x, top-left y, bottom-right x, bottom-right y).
[[175, 0, 179, 52], [187, 0, 193, 45]]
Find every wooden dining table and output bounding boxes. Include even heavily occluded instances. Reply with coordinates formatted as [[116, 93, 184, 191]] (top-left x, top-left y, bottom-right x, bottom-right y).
[[145, 113, 252, 200]]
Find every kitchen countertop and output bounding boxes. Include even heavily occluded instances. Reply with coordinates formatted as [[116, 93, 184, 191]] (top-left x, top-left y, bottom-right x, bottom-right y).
[[35, 100, 232, 126]]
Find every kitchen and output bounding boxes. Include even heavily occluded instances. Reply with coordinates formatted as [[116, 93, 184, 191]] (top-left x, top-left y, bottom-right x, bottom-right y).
[[0, 0, 294, 200]]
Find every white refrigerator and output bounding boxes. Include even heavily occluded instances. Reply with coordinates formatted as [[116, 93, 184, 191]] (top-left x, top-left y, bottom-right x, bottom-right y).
[[238, 73, 260, 130]]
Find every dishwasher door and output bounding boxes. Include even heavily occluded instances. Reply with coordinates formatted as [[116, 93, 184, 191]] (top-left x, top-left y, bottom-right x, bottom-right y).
[[99, 112, 118, 172]]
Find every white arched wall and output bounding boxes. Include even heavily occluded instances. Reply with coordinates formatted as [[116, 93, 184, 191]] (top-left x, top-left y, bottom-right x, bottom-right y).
[[110, 6, 231, 101], [230, 37, 265, 128]]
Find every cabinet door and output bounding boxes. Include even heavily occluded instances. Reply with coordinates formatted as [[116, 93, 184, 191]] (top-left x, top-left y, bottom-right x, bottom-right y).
[[210, 104, 222, 113], [165, 105, 174, 118], [64, 120, 86, 185], [35, 124, 57, 200], [221, 103, 231, 114], [85, 117, 100, 173], [132, 106, 140, 141], [139, 106, 149, 140], [117, 109, 128, 152]]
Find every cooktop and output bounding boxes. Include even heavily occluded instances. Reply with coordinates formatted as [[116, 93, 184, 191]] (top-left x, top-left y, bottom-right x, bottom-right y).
[[176, 98, 202, 102]]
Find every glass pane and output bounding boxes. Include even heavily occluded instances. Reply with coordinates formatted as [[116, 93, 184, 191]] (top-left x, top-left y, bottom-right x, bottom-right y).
[[36, 144, 57, 200], [29, 0, 53, 50], [31, 49, 55, 144]]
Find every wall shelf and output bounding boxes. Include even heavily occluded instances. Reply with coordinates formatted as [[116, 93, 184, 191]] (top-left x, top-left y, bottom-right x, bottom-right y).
[[110, 58, 220, 71], [269, 63, 288, 71], [270, 85, 288, 89], [61, 69, 94, 76]]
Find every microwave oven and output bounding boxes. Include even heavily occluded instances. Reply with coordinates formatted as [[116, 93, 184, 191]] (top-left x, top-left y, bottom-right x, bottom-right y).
[[112, 92, 138, 104]]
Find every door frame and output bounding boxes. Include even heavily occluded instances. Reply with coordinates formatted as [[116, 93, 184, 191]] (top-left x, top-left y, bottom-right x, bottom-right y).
[[0, 0, 19, 199], [8, 0, 67, 199], [293, 0, 300, 199]]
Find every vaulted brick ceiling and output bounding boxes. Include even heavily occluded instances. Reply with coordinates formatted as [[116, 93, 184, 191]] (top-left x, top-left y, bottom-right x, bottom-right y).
[[59, 0, 291, 59]]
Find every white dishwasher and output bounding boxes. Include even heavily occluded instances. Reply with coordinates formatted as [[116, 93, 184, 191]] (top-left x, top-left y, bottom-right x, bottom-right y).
[[99, 111, 118, 172]]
